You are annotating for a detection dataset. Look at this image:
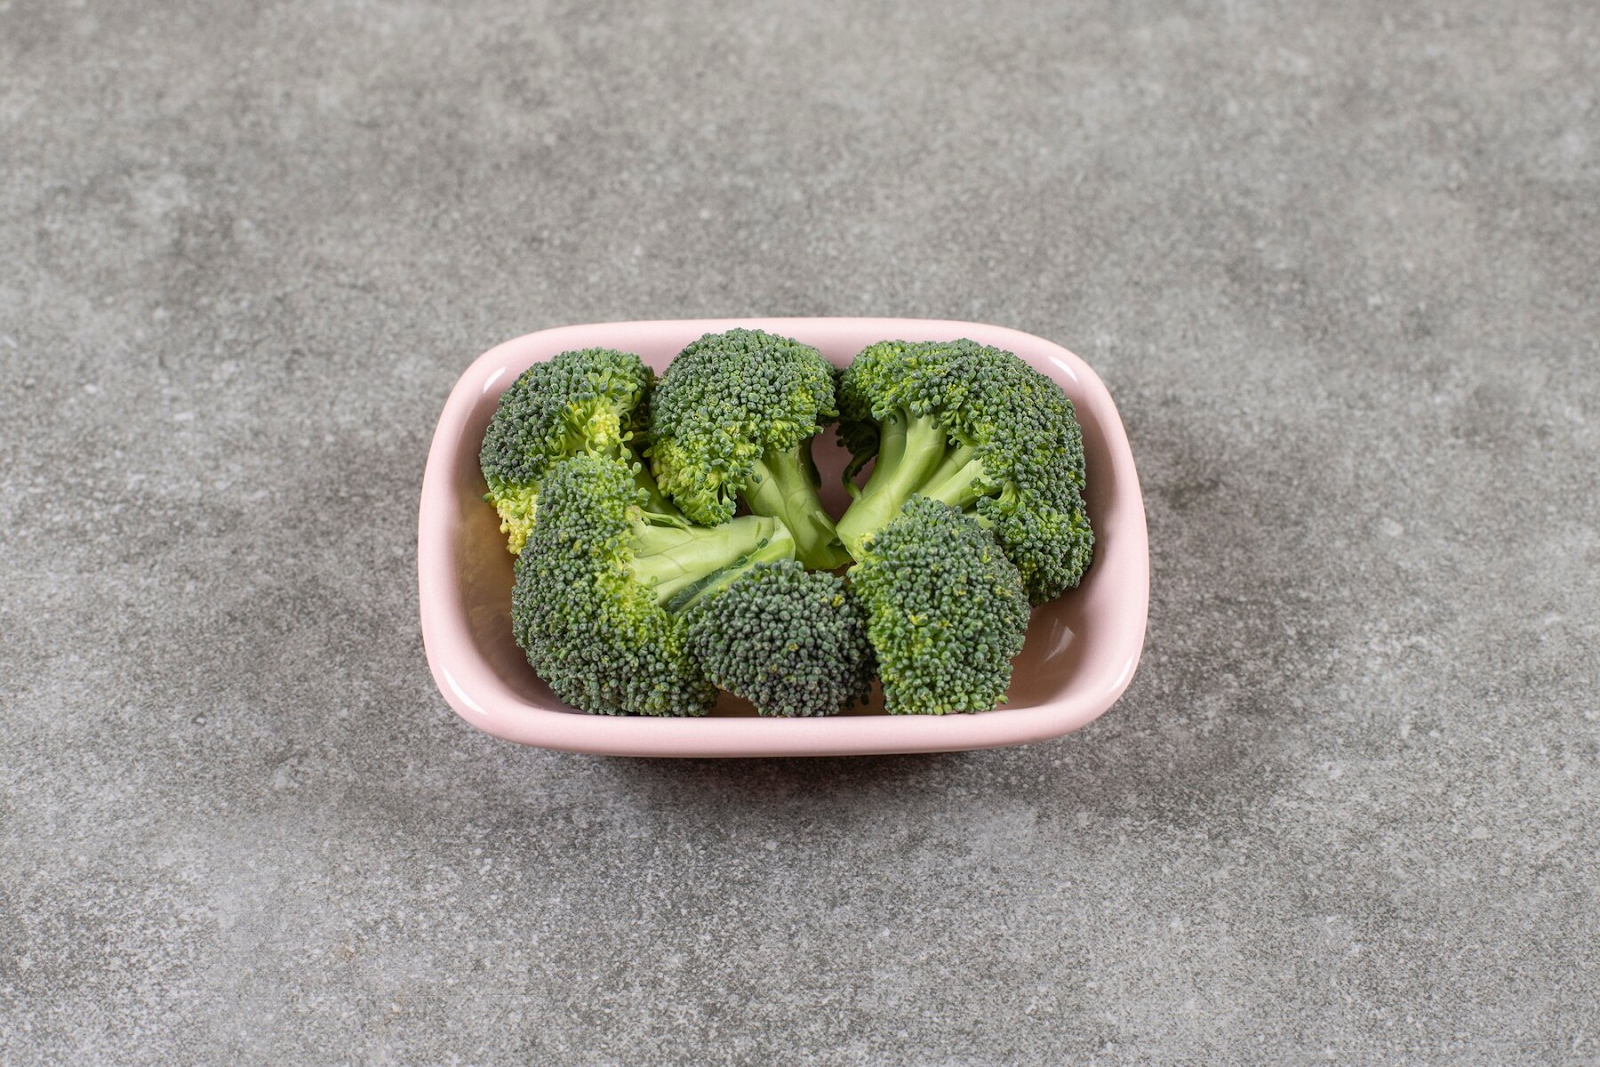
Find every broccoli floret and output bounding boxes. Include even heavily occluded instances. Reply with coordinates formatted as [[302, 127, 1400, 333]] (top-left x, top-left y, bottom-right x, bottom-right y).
[[684, 560, 874, 717], [646, 329, 852, 570], [513, 455, 797, 716], [833, 339, 1093, 605], [848, 497, 1030, 715], [480, 348, 676, 554]]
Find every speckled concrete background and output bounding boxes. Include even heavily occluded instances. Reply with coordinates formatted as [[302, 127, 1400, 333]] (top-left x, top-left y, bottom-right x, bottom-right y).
[[3, 1, 1597, 1063]]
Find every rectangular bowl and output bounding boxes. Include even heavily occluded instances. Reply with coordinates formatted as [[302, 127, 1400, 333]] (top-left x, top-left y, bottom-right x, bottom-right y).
[[418, 318, 1148, 757]]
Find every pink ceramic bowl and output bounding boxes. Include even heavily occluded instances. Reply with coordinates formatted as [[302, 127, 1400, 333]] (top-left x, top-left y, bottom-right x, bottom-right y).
[[418, 318, 1148, 757]]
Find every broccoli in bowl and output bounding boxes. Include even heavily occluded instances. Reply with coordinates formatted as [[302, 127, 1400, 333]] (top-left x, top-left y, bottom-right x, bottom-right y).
[[483, 330, 1093, 717]]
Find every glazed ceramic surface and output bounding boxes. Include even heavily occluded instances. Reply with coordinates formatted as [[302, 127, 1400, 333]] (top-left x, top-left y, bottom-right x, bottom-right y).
[[418, 319, 1148, 756]]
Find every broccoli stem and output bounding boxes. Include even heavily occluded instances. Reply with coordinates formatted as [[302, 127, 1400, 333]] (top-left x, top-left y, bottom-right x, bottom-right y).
[[840, 427, 878, 497], [918, 442, 985, 511], [743, 444, 854, 570], [834, 414, 952, 555], [628, 516, 797, 609]]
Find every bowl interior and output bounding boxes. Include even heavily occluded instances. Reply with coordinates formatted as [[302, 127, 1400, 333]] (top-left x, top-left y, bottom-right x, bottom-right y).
[[434, 320, 1137, 721]]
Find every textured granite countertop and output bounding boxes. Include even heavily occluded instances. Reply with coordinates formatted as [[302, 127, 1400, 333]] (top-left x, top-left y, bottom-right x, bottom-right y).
[[4, 2, 1596, 1063]]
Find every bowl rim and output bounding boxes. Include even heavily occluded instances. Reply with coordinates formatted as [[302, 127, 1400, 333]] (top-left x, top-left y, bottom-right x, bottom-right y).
[[418, 317, 1148, 757]]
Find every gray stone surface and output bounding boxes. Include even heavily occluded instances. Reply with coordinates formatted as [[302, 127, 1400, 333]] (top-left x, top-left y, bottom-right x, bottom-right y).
[[3, 0, 1597, 1062]]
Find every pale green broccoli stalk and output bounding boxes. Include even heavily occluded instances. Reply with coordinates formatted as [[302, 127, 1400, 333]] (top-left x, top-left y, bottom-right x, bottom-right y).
[[479, 347, 677, 554], [848, 497, 1030, 715], [685, 560, 874, 717], [833, 339, 1092, 605], [512, 455, 796, 716], [646, 329, 852, 570]]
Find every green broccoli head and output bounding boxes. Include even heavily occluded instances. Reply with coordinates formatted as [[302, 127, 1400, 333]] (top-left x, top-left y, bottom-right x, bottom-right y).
[[513, 455, 797, 717], [848, 496, 1030, 715], [647, 329, 852, 570], [833, 338, 1093, 605], [480, 347, 669, 554], [684, 560, 874, 718]]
